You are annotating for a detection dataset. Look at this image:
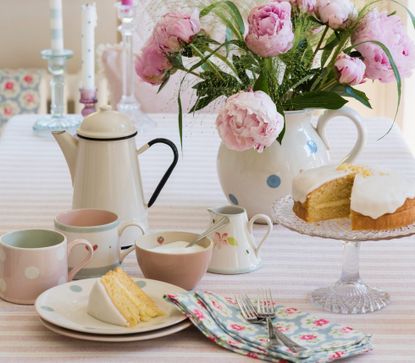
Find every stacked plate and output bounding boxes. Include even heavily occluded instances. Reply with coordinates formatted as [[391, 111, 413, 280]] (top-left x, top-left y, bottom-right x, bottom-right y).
[[35, 278, 191, 342]]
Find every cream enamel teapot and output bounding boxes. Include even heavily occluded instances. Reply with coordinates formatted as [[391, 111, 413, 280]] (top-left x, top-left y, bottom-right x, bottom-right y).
[[53, 106, 178, 231]]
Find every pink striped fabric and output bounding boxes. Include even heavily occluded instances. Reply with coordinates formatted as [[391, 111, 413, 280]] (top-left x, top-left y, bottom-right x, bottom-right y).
[[0, 114, 414, 362]]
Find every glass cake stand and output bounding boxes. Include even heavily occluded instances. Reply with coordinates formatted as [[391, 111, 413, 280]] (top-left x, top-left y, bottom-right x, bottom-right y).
[[273, 195, 415, 314]]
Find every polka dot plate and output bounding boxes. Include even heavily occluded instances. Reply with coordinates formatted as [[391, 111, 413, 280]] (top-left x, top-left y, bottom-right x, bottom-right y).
[[35, 277, 187, 335]]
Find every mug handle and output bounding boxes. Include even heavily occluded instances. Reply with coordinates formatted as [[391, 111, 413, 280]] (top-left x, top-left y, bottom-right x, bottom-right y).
[[118, 222, 145, 262], [316, 106, 366, 164], [137, 138, 179, 208], [67, 239, 94, 281], [248, 214, 273, 257]]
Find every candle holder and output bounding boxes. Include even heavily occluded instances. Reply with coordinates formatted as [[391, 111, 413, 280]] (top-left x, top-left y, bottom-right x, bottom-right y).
[[79, 88, 97, 117], [33, 49, 82, 132], [115, 0, 156, 133]]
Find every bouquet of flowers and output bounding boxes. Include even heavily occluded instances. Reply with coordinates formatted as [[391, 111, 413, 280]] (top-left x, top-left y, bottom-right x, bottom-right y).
[[136, 0, 415, 152]]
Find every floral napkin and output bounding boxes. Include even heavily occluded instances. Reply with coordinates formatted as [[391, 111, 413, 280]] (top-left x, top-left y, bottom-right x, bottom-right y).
[[165, 291, 372, 363]]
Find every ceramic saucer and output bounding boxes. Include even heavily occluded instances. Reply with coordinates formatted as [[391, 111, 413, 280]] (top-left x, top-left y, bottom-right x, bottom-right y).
[[40, 318, 192, 342], [35, 277, 187, 335]]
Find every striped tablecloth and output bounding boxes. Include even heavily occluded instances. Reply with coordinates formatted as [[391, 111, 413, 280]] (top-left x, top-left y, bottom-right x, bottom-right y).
[[0, 114, 414, 362]]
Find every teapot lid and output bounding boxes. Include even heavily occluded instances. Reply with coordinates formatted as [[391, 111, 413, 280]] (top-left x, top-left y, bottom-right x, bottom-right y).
[[77, 105, 137, 140]]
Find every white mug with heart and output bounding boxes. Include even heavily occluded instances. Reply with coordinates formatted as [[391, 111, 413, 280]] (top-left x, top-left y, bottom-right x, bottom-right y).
[[54, 209, 144, 279]]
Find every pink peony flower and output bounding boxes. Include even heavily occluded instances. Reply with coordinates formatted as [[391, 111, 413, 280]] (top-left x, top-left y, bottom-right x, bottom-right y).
[[352, 10, 415, 83], [245, 2, 294, 57], [216, 91, 284, 152], [316, 0, 357, 30], [153, 10, 200, 53], [135, 39, 172, 85], [335, 53, 366, 85]]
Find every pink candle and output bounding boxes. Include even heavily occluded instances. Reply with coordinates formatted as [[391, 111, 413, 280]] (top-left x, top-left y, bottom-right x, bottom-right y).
[[121, 0, 133, 5]]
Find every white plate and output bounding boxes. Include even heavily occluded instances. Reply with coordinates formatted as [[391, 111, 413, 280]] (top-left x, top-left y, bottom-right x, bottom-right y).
[[40, 318, 192, 342], [35, 277, 187, 335]]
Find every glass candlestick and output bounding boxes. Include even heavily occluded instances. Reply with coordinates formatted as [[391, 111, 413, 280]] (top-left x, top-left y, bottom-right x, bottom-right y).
[[79, 88, 97, 117], [115, 1, 156, 133], [33, 49, 82, 132]]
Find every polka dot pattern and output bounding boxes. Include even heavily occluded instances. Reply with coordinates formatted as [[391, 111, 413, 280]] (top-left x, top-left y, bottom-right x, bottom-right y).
[[25, 266, 40, 280], [267, 175, 281, 189], [229, 193, 239, 205], [135, 280, 146, 288], [0, 278, 6, 293], [41, 306, 54, 312], [70, 285, 82, 293], [307, 140, 318, 154]]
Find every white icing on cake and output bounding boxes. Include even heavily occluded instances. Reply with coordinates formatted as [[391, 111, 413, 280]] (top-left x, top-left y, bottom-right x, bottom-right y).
[[87, 280, 128, 327], [351, 173, 415, 219], [292, 165, 353, 203]]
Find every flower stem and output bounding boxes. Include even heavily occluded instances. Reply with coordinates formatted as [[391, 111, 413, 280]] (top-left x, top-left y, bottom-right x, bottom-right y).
[[312, 25, 329, 66], [190, 44, 224, 80]]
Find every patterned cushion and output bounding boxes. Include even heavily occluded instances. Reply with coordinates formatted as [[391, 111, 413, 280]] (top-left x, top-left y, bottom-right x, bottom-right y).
[[0, 69, 43, 122]]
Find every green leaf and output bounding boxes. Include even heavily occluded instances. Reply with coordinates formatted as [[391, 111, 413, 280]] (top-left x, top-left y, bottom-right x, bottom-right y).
[[200, 1, 245, 39], [285, 91, 348, 110], [348, 39, 401, 137], [276, 120, 286, 144], [341, 85, 372, 109], [321, 33, 339, 67], [157, 73, 171, 94], [177, 87, 183, 151], [226, 237, 238, 246]]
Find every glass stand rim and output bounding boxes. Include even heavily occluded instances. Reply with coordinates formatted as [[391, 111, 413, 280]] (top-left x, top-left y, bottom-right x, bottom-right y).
[[271, 196, 412, 314]]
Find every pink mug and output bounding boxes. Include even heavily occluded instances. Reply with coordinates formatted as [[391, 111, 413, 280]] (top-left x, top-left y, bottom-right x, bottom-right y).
[[0, 229, 94, 305]]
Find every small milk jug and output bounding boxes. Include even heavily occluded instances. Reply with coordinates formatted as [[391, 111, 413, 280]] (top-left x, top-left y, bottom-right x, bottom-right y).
[[207, 206, 273, 274]]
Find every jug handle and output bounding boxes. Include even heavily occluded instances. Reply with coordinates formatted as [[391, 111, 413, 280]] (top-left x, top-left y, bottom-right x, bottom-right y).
[[248, 214, 273, 257], [316, 106, 366, 164], [137, 138, 179, 208], [118, 221, 145, 262]]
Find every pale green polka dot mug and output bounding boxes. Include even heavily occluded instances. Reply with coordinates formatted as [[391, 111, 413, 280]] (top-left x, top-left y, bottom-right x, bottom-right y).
[[0, 229, 94, 305]]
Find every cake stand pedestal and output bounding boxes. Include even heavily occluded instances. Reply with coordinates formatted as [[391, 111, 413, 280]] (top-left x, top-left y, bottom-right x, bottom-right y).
[[273, 196, 415, 314]]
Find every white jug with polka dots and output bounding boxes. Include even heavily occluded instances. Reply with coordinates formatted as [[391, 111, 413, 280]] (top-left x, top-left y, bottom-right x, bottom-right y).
[[217, 107, 366, 221]]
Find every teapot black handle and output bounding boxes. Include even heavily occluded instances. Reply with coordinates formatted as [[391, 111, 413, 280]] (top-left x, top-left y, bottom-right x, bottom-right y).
[[137, 138, 179, 208]]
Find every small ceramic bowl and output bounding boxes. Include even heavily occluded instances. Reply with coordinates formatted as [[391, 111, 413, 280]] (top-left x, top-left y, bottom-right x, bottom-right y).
[[135, 231, 213, 290]]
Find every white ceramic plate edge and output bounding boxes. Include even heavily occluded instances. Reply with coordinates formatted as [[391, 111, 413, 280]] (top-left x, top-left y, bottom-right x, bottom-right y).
[[40, 318, 192, 342], [35, 277, 187, 335]]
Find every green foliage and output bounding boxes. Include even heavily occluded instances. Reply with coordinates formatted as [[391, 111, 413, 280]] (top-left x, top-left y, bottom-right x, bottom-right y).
[[154, 0, 409, 145]]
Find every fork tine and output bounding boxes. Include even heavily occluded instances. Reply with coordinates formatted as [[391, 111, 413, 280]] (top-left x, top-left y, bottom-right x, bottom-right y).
[[242, 294, 256, 317], [236, 295, 250, 320]]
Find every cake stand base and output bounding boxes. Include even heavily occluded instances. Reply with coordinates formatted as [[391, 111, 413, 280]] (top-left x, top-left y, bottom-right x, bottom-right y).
[[33, 115, 82, 132], [311, 280, 390, 314]]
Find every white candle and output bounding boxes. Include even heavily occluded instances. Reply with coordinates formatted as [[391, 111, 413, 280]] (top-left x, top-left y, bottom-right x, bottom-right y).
[[81, 3, 97, 90], [49, 0, 64, 53]]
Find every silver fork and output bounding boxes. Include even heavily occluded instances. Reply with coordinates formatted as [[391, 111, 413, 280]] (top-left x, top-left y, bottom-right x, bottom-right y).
[[236, 294, 265, 324], [256, 289, 306, 353]]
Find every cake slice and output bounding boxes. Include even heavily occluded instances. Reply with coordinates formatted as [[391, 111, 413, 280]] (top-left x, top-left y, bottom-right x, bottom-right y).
[[87, 268, 164, 327], [350, 173, 415, 230], [292, 164, 415, 230], [292, 164, 370, 223]]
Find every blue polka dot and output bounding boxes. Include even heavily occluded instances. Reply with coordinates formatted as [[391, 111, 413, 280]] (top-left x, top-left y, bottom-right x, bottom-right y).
[[41, 306, 54, 312], [135, 280, 146, 288], [307, 140, 318, 154], [69, 285, 82, 293], [229, 194, 239, 205], [267, 175, 281, 189]]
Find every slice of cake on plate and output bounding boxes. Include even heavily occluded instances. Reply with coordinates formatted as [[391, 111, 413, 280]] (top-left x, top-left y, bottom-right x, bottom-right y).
[[87, 267, 164, 327], [292, 164, 415, 230]]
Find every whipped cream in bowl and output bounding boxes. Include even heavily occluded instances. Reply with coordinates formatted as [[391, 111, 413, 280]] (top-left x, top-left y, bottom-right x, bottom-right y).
[[135, 231, 213, 290]]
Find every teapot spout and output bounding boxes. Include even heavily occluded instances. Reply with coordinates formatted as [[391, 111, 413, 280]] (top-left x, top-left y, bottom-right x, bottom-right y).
[[52, 131, 79, 185]]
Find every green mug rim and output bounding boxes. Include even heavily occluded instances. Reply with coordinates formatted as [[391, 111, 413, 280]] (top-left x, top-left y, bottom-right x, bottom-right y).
[[0, 229, 66, 251]]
